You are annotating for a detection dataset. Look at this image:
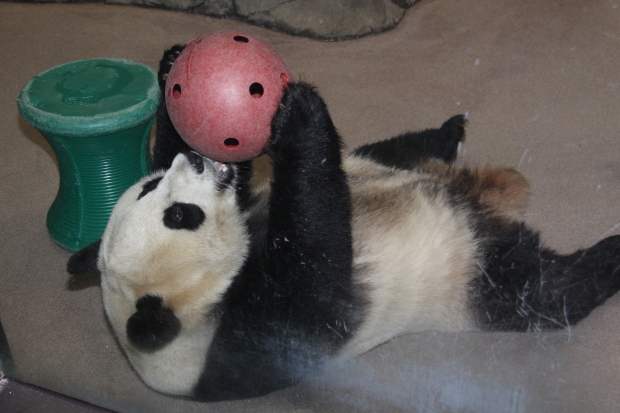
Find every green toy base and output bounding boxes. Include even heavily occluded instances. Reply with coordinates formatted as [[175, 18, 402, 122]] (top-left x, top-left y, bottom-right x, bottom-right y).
[[44, 121, 153, 251]]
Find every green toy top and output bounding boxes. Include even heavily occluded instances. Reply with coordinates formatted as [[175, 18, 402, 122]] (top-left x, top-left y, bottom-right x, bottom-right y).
[[17, 58, 161, 137]]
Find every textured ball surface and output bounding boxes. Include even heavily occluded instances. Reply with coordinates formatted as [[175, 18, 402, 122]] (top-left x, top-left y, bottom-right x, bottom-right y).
[[165, 31, 294, 162]]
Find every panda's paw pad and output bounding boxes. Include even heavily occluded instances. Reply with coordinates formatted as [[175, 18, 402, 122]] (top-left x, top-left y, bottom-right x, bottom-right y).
[[271, 82, 332, 143], [279, 83, 325, 120]]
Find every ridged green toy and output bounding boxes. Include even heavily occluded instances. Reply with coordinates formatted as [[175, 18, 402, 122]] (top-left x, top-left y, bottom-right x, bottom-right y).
[[18, 58, 161, 251]]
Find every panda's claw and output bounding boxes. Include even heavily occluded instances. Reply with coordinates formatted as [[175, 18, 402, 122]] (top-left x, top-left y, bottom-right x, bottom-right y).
[[158, 44, 186, 90]]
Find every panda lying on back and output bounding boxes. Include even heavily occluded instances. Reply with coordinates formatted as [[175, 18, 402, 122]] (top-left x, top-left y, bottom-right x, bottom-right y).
[[67, 48, 620, 402]]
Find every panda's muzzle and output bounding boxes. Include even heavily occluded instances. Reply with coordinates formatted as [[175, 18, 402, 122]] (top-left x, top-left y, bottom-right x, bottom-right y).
[[185, 151, 234, 191], [213, 161, 234, 192], [186, 151, 204, 174]]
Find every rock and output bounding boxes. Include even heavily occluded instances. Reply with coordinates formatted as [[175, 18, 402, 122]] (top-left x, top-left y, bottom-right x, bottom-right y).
[[15, 0, 419, 40], [106, 0, 206, 11], [391, 0, 418, 8], [237, 0, 406, 40], [104, 0, 234, 15], [190, 0, 235, 16]]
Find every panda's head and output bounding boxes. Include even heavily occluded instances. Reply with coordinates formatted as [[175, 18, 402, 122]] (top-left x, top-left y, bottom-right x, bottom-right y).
[[83, 152, 250, 351]]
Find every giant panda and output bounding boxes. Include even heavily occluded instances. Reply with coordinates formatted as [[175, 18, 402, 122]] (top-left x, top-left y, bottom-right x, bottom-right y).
[[67, 47, 620, 402]]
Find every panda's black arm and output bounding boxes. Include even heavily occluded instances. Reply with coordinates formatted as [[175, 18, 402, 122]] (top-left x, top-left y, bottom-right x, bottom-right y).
[[158, 44, 184, 92], [152, 101, 192, 171], [265, 82, 354, 312], [152, 45, 192, 171], [194, 83, 360, 401], [351, 114, 466, 169], [266, 85, 366, 345]]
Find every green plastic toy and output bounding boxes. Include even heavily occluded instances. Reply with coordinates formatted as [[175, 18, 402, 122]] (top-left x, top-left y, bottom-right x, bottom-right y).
[[17, 58, 161, 252]]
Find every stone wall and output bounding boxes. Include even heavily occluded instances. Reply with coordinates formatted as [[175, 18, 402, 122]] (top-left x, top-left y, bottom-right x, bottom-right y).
[[16, 0, 419, 40]]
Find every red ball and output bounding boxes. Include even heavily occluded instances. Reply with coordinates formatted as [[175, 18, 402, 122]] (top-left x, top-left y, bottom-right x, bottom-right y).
[[165, 31, 294, 162]]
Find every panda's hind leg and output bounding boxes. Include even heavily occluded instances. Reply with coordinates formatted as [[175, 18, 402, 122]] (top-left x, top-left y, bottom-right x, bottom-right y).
[[473, 223, 620, 332], [350, 114, 466, 170]]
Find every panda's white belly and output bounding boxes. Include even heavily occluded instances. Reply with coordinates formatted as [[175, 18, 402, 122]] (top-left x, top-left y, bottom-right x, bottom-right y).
[[340, 163, 479, 359]]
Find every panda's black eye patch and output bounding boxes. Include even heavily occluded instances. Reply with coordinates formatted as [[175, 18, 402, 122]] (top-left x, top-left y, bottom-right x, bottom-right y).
[[163, 202, 205, 230], [138, 177, 163, 200]]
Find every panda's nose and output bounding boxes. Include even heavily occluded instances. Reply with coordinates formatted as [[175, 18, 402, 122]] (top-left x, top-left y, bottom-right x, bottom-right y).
[[186, 152, 204, 174]]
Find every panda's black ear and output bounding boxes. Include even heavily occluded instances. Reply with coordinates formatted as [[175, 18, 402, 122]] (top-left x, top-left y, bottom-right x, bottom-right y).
[[126, 295, 181, 351], [67, 240, 101, 275]]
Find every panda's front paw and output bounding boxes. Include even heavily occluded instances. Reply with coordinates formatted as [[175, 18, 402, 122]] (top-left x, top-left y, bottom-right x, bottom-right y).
[[126, 295, 181, 351], [158, 44, 185, 90], [269, 82, 340, 156]]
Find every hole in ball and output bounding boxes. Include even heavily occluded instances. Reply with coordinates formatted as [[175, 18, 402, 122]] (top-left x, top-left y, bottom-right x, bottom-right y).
[[250, 83, 264, 98], [233, 36, 249, 43], [224, 138, 239, 147], [172, 84, 182, 99]]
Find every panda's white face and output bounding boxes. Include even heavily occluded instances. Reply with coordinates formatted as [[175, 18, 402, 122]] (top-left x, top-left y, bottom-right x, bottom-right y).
[[99, 152, 249, 329]]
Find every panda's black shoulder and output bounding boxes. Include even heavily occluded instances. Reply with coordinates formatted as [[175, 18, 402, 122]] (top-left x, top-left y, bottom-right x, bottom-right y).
[[193, 213, 366, 400]]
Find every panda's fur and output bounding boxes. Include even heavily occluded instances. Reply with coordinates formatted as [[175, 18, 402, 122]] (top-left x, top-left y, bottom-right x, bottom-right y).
[[67, 46, 620, 402]]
